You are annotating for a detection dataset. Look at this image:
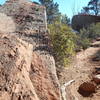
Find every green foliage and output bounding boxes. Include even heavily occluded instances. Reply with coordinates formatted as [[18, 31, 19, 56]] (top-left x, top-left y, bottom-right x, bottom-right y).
[[88, 0, 100, 15], [48, 22, 76, 66], [81, 38, 91, 50], [81, 0, 100, 15], [75, 35, 91, 50], [93, 23, 100, 37], [39, 0, 72, 67], [76, 23, 100, 50], [39, 0, 60, 24], [61, 14, 70, 25], [80, 23, 100, 39]]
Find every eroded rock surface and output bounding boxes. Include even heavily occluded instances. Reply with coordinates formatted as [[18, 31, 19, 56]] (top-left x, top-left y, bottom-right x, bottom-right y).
[[0, 33, 39, 100], [30, 53, 60, 100], [0, 0, 47, 32], [0, 13, 15, 33], [0, 0, 61, 100], [0, 32, 61, 100]]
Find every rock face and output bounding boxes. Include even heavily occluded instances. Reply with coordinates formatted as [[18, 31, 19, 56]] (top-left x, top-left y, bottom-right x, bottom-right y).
[[0, 33, 39, 100], [0, 0, 47, 32], [30, 53, 60, 100], [0, 32, 61, 100], [72, 15, 100, 31], [0, 0, 61, 100], [0, 13, 15, 33]]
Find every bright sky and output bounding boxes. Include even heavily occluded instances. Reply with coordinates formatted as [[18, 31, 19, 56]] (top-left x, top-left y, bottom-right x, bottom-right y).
[[0, 0, 90, 18]]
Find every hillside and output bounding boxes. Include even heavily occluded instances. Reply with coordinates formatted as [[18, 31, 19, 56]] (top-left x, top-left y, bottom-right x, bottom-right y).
[[59, 40, 100, 100], [72, 15, 100, 31]]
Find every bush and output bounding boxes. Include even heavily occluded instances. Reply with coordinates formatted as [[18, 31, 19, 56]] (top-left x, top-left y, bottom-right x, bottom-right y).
[[80, 38, 91, 50], [75, 35, 91, 50], [76, 23, 100, 50], [92, 23, 100, 38], [48, 22, 76, 67], [48, 22, 100, 66], [80, 23, 100, 39]]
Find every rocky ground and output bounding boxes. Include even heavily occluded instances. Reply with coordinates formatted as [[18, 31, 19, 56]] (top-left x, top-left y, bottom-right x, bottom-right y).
[[59, 40, 100, 100]]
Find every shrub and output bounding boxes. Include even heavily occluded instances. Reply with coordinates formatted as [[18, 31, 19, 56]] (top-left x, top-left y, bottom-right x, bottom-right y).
[[48, 22, 76, 67], [80, 23, 100, 39], [80, 38, 91, 50], [75, 35, 91, 50], [76, 23, 100, 50]]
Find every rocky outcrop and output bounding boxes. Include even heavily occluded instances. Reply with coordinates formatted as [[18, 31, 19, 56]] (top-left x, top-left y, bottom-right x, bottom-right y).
[[30, 53, 60, 100], [0, 32, 61, 100], [0, 33, 39, 100], [72, 15, 100, 31], [0, 0, 47, 33], [0, 0, 61, 100]]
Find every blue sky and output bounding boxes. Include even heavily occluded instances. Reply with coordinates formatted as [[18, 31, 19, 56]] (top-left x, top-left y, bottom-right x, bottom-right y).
[[0, 0, 90, 18]]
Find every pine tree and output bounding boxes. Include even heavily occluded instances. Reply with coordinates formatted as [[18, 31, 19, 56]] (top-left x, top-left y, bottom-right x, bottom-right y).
[[61, 14, 70, 25], [39, 0, 60, 24], [88, 0, 100, 15], [81, 0, 100, 15]]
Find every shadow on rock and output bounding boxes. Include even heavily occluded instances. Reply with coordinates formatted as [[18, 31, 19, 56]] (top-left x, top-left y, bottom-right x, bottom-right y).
[[91, 50, 100, 62]]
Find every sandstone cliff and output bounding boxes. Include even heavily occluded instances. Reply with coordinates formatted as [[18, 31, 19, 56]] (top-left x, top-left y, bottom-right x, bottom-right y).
[[0, 0, 61, 100], [72, 15, 100, 31]]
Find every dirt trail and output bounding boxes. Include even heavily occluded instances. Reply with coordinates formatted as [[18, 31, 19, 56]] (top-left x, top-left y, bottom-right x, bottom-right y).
[[59, 40, 100, 100]]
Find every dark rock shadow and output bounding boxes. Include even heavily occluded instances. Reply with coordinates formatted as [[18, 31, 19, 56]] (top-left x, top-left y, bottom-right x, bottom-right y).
[[33, 45, 51, 53], [78, 89, 94, 97], [93, 67, 100, 75], [90, 44, 100, 48], [91, 50, 100, 62]]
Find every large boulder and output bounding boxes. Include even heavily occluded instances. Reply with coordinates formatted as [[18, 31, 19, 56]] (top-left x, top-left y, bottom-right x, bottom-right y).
[[72, 15, 100, 31], [0, 33, 39, 100]]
